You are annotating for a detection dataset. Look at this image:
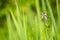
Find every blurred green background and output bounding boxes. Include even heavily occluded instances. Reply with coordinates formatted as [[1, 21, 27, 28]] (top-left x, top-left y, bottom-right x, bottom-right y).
[[0, 0, 60, 40]]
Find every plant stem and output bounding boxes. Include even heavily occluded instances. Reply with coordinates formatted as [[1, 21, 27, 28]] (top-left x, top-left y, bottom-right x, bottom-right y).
[[46, 0, 58, 40], [6, 13, 12, 40]]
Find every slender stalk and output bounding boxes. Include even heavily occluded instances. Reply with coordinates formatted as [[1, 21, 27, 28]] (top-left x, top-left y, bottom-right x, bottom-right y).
[[6, 13, 12, 40], [35, 0, 40, 40], [41, 0, 51, 40], [46, 0, 58, 40], [23, 11, 27, 40], [41, 0, 48, 40], [15, 0, 24, 40], [56, 0, 60, 40], [41, 0, 46, 11], [26, 7, 35, 40], [9, 9, 21, 39], [35, 0, 45, 40], [56, 0, 60, 27]]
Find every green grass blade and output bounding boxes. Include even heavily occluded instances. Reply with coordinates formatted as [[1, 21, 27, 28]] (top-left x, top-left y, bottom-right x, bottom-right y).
[[6, 13, 12, 40], [46, 0, 58, 40], [9, 9, 21, 39], [41, 0, 46, 11], [23, 12, 27, 40], [35, 0, 44, 40], [56, 0, 60, 27]]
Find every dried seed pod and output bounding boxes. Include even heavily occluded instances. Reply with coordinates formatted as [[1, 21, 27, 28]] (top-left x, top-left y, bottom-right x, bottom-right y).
[[40, 12, 47, 20], [40, 12, 49, 27]]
